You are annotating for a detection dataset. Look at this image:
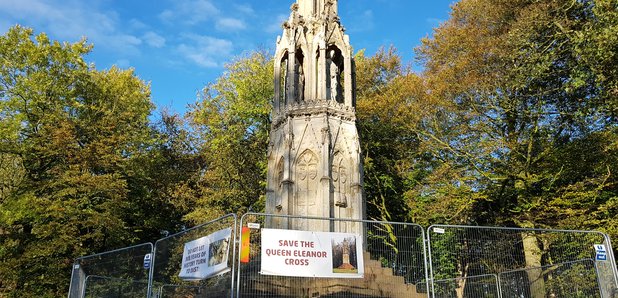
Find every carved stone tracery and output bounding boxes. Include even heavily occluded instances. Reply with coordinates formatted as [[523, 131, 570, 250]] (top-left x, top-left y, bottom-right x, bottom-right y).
[[332, 152, 348, 207], [266, 0, 363, 232]]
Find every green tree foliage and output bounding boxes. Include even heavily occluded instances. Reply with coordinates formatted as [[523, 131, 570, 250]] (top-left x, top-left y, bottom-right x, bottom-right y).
[[417, 0, 618, 235], [180, 51, 274, 223], [2, 0, 617, 292], [181, 48, 432, 224], [125, 111, 199, 240], [0, 26, 174, 297], [355, 48, 422, 222], [355, 47, 483, 225]]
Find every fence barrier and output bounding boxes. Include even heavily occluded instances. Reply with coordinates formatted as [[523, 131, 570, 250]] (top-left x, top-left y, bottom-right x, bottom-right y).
[[433, 274, 499, 298], [68, 214, 618, 298], [427, 225, 618, 298], [82, 276, 150, 298], [236, 213, 429, 298], [498, 259, 601, 298], [148, 214, 237, 298], [68, 243, 153, 298]]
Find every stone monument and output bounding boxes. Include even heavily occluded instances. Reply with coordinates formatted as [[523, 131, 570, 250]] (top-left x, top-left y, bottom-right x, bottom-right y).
[[266, 0, 364, 234], [258, 3, 427, 296]]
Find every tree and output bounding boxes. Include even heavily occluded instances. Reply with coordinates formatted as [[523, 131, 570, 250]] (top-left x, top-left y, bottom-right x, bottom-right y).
[[180, 51, 274, 223], [355, 47, 423, 222], [418, 0, 618, 228], [180, 48, 429, 226], [0, 26, 158, 297], [417, 0, 618, 295]]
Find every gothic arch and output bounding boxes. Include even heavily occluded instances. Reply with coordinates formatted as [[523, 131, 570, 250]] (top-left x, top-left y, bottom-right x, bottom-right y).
[[332, 151, 350, 207], [275, 157, 285, 209], [296, 149, 318, 183], [294, 149, 319, 226], [275, 46, 289, 64], [274, 49, 289, 106], [295, 49, 306, 102], [327, 45, 344, 103]]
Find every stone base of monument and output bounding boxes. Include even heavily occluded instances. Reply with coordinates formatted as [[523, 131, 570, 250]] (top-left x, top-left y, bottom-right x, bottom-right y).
[[240, 252, 426, 298]]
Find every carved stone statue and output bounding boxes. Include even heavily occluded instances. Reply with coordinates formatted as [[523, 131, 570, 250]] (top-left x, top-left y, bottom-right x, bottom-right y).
[[296, 63, 305, 101], [333, 153, 348, 207], [276, 158, 284, 210], [337, 237, 355, 269], [281, 58, 288, 103], [328, 50, 339, 101], [342, 238, 350, 257]]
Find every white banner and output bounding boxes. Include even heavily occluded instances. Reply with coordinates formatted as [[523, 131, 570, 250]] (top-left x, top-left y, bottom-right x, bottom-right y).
[[178, 228, 231, 281], [260, 228, 364, 278]]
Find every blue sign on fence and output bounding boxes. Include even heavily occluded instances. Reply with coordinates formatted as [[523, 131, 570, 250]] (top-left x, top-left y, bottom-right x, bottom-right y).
[[594, 244, 607, 262], [596, 253, 607, 261], [143, 253, 152, 269]]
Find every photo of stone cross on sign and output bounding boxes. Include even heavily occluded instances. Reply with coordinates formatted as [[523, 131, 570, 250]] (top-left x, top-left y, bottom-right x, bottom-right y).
[[331, 236, 358, 274]]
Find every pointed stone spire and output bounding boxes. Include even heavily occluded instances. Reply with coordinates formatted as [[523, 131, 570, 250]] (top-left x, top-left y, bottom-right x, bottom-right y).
[[266, 0, 364, 233], [296, 0, 338, 18], [273, 0, 353, 110]]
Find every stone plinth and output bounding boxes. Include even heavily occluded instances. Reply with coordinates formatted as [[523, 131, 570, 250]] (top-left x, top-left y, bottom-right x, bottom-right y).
[[241, 252, 426, 298]]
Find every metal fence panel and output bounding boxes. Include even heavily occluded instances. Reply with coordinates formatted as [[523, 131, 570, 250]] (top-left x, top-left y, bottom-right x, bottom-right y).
[[427, 225, 618, 298], [67, 217, 618, 298], [149, 214, 237, 298], [433, 274, 499, 298], [68, 243, 153, 298], [498, 259, 601, 298], [82, 276, 150, 298], [236, 213, 429, 298]]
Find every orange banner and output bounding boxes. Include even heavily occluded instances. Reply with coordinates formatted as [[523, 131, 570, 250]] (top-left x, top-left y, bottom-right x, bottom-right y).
[[240, 226, 250, 263]]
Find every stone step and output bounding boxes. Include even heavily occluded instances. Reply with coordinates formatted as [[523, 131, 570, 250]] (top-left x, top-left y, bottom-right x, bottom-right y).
[[243, 250, 427, 297]]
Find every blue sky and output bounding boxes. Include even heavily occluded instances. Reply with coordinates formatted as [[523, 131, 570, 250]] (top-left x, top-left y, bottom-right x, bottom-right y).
[[0, 0, 454, 115]]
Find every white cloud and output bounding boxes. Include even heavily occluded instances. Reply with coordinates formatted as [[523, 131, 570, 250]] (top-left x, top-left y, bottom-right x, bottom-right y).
[[114, 59, 131, 69], [426, 18, 444, 27], [0, 19, 12, 34], [177, 34, 233, 68], [158, 10, 175, 23], [265, 14, 288, 33], [349, 9, 375, 32], [129, 19, 148, 30], [0, 0, 143, 55], [158, 0, 219, 26], [216, 18, 246, 32], [143, 31, 166, 48], [234, 4, 255, 15]]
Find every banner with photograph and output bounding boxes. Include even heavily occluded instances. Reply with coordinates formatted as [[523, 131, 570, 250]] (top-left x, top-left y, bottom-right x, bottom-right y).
[[178, 228, 232, 281], [260, 228, 364, 278]]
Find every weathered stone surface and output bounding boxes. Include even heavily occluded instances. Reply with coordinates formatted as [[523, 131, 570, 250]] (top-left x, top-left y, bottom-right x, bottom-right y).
[[260, 3, 429, 295], [242, 252, 427, 298], [266, 0, 364, 234]]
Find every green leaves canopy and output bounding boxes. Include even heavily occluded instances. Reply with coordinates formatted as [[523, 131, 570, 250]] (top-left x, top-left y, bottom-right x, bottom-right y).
[[181, 51, 273, 222], [417, 0, 618, 234], [0, 26, 157, 297]]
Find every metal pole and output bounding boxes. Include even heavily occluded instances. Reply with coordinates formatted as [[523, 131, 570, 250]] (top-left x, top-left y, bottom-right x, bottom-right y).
[[426, 226, 436, 298], [420, 228, 430, 298], [236, 213, 249, 298], [67, 261, 77, 298], [81, 275, 91, 298], [594, 260, 604, 298], [230, 214, 238, 298], [603, 233, 618, 289], [146, 243, 155, 298], [494, 274, 502, 298]]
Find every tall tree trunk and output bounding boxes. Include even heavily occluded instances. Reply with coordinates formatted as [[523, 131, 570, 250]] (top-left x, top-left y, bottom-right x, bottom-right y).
[[456, 263, 469, 298], [523, 233, 545, 298]]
